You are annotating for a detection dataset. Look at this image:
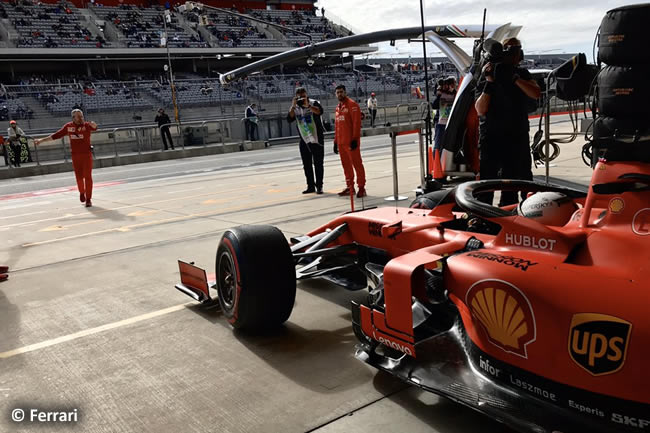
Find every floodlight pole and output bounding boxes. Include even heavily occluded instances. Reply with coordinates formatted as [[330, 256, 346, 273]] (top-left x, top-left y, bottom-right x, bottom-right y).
[[419, 0, 432, 177], [163, 10, 180, 124]]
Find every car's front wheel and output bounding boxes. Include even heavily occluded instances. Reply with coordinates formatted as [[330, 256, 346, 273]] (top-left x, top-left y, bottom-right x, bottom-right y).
[[216, 225, 296, 330]]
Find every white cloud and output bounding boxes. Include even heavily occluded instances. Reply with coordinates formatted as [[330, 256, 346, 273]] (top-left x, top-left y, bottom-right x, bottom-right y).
[[319, 0, 645, 61]]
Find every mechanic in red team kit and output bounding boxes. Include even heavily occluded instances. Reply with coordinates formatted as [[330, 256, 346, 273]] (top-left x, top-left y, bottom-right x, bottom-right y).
[[35, 109, 98, 207], [333, 84, 366, 198]]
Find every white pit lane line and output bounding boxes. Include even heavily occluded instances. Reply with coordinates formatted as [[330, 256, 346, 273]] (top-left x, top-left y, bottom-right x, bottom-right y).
[[0, 302, 193, 360]]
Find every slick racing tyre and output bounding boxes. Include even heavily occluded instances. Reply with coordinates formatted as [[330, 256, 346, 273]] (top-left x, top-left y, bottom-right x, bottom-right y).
[[599, 4, 650, 66], [216, 225, 296, 330], [597, 66, 650, 118]]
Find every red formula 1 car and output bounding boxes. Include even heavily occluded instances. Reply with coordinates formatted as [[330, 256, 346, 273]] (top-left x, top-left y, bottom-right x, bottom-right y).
[[176, 157, 649, 433]]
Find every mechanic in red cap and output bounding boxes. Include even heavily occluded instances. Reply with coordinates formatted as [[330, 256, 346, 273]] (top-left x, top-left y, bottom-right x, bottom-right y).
[[35, 109, 98, 207], [334, 84, 366, 198]]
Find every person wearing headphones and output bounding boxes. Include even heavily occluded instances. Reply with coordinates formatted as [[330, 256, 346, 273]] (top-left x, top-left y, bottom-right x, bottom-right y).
[[35, 109, 98, 207], [475, 37, 541, 206]]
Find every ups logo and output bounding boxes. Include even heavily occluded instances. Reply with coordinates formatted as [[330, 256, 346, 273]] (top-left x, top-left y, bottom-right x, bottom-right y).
[[568, 313, 632, 376]]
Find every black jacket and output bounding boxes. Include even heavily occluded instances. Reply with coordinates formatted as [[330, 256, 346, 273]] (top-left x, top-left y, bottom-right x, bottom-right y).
[[155, 113, 171, 128]]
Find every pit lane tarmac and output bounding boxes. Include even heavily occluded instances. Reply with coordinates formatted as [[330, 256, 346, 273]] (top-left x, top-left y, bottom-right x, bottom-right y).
[[0, 133, 590, 433]]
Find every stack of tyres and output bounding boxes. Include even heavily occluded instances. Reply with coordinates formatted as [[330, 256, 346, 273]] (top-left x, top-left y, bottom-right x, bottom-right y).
[[593, 3, 650, 165]]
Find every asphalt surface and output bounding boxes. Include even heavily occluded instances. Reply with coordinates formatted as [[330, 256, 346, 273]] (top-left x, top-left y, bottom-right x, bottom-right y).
[[0, 130, 592, 433]]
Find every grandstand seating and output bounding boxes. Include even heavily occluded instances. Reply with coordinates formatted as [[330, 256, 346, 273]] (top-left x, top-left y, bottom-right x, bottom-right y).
[[0, 2, 348, 49], [91, 5, 207, 48], [4, 1, 109, 48], [147, 79, 244, 107], [249, 9, 342, 46]]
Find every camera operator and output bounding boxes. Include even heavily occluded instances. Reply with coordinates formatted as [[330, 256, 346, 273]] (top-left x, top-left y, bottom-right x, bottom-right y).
[[475, 37, 541, 206], [287, 87, 325, 195]]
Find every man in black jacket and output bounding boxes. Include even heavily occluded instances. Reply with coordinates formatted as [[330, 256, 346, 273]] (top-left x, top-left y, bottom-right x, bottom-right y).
[[475, 37, 541, 205], [155, 108, 174, 150], [287, 87, 325, 194]]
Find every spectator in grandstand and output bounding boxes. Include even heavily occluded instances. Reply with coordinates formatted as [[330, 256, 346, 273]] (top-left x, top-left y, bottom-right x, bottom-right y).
[[287, 87, 325, 195], [35, 109, 98, 207], [367, 92, 378, 127], [432, 76, 456, 153], [244, 103, 258, 141], [7, 120, 25, 167], [155, 108, 174, 150], [334, 85, 366, 198]]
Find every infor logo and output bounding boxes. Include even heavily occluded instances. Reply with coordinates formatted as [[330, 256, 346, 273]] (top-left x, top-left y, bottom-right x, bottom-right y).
[[568, 313, 632, 376]]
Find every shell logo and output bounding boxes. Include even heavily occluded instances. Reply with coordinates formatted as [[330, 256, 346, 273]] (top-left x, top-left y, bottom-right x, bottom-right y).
[[466, 280, 537, 358], [609, 198, 625, 214]]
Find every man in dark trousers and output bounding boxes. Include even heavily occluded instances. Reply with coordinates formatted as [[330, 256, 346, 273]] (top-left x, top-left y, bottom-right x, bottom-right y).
[[334, 84, 366, 198], [244, 103, 258, 141], [475, 37, 540, 206], [155, 108, 174, 150], [287, 87, 325, 195]]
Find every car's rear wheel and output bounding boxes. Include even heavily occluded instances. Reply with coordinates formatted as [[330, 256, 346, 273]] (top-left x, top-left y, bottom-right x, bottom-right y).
[[216, 225, 296, 330]]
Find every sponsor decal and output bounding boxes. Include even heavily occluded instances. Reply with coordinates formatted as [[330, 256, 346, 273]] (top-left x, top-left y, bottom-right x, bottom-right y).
[[470, 345, 649, 430], [466, 280, 536, 358], [568, 399, 605, 418], [368, 222, 383, 238], [632, 208, 650, 236], [568, 313, 632, 376], [571, 209, 583, 222], [612, 414, 650, 430], [609, 198, 625, 214], [509, 374, 557, 402], [504, 233, 557, 251], [466, 252, 538, 272], [373, 332, 413, 356]]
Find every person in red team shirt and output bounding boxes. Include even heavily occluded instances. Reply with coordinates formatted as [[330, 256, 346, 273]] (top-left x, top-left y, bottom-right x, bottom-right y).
[[35, 109, 98, 207], [333, 84, 366, 198]]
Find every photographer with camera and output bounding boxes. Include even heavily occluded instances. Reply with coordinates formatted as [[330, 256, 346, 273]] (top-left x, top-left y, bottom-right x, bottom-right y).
[[432, 76, 457, 153], [287, 87, 325, 195], [475, 37, 541, 206]]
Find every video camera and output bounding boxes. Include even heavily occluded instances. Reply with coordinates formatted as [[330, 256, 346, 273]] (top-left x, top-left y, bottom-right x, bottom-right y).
[[480, 39, 522, 84]]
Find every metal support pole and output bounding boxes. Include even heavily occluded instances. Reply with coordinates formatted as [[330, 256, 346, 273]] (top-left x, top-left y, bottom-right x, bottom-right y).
[[384, 133, 408, 202], [418, 129, 426, 186], [544, 74, 551, 185], [112, 129, 118, 156]]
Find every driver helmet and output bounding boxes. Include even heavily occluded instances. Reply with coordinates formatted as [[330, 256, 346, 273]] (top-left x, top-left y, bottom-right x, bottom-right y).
[[517, 192, 578, 226]]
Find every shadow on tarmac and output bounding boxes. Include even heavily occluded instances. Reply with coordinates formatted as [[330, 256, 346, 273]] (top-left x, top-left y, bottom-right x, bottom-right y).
[[0, 289, 21, 356]]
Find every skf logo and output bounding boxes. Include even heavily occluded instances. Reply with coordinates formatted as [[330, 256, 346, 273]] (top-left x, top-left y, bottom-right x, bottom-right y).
[[568, 313, 632, 376], [466, 280, 536, 358]]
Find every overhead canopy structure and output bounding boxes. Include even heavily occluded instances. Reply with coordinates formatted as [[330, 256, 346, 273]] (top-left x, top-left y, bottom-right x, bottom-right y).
[[219, 23, 522, 84]]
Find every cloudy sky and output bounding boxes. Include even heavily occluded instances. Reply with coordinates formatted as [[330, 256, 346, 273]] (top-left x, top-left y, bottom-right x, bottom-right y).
[[318, 0, 639, 61]]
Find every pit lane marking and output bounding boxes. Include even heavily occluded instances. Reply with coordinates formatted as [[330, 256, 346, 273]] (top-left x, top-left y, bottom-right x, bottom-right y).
[[0, 184, 260, 230], [0, 302, 193, 360], [21, 192, 306, 247]]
